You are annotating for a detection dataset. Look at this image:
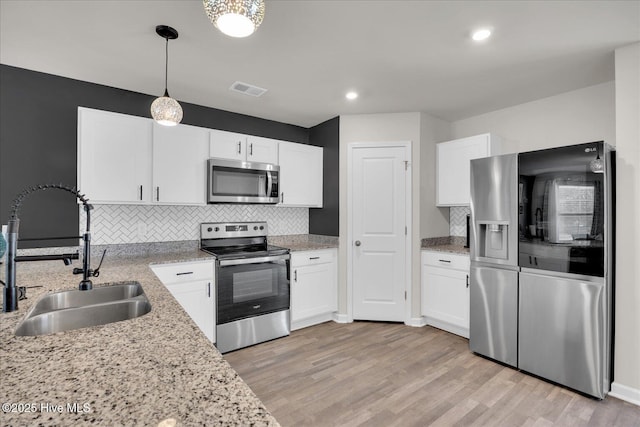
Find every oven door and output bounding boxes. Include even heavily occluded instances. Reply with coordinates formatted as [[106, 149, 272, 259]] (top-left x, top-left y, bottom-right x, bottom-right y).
[[216, 254, 290, 324]]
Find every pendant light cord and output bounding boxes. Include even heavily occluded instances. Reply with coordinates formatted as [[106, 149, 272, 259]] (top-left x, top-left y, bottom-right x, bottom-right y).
[[164, 37, 170, 97]]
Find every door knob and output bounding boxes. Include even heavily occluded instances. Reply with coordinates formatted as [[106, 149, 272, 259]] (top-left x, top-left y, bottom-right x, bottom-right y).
[[355, 240, 361, 246]]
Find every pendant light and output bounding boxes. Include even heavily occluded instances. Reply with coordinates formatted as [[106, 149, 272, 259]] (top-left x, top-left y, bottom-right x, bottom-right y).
[[203, 0, 265, 38], [150, 25, 183, 126], [590, 150, 604, 174]]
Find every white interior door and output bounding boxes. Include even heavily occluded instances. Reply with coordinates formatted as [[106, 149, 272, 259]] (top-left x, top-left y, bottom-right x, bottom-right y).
[[351, 144, 408, 321]]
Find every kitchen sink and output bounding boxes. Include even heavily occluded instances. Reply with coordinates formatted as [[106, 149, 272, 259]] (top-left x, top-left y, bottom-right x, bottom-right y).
[[15, 282, 152, 336], [27, 282, 145, 316]]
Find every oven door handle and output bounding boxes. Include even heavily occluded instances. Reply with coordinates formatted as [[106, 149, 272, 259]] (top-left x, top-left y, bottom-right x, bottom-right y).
[[219, 254, 290, 267]]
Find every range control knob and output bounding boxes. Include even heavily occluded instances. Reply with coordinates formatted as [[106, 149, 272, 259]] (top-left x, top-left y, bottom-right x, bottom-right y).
[[207, 227, 212, 232], [259, 226, 264, 230], [214, 227, 220, 232], [254, 226, 258, 230]]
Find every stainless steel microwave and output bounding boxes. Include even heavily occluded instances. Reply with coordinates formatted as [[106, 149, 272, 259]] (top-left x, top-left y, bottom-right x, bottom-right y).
[[207, 158, 280, 204]]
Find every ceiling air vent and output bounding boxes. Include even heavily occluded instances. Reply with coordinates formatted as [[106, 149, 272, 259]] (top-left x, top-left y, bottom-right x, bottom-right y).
[[229, 81, 268, 97]]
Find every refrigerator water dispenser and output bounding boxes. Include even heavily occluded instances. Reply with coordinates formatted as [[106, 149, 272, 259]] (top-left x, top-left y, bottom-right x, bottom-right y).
[[478, 222, 509, 260]]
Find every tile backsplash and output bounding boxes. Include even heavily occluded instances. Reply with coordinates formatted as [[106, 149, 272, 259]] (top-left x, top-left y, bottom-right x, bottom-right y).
[[80, 204, 309, 245], [449, 206, 470, 237]]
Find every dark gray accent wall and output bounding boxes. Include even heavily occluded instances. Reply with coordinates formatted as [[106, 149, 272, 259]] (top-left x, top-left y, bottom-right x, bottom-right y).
[[309, 117, 339, 236], [0, 64, 308, 248]]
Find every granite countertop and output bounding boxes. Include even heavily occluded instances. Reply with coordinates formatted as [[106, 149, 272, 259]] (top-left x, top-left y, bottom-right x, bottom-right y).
[[421, 236, 470, 255], [268, 234, 339, 252], [0, 249, 279, 426]]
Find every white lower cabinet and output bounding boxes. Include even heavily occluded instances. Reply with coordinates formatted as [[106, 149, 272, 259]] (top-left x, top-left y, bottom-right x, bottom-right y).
[[290, 249, 337, 330], [151, 260, 216, 343], [421, 251, 470, 338]]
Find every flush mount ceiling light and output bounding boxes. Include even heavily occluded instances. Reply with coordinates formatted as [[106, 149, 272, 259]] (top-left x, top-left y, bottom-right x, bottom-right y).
[[345, 91, 358, 100], [472, 28, 492, 41], [150, 25, 183, 127], [203, 0, 265, 38]]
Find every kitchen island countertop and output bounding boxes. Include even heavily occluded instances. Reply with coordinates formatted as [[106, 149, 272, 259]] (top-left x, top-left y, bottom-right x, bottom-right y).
[[0, 249, 279, 427]]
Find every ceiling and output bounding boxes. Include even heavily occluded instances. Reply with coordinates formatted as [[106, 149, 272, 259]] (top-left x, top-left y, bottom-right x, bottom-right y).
[[1, 1, 638, 128]]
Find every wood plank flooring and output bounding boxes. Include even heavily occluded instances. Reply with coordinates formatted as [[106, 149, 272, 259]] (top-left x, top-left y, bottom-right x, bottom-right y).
[[224, 321, 640, 427]]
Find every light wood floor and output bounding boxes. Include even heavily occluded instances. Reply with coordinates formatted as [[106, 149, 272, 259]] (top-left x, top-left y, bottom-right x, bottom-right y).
[[224, 321, 640, 427]]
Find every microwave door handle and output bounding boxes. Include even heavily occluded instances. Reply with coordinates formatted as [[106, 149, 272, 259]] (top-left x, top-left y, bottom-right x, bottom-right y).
[[266, 171, 273, 198]]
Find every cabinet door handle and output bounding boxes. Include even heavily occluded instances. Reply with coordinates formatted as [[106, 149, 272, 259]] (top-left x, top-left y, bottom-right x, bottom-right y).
[[249, 143, 253, 156], [529, 255, 532, 265], [176, 271, 194, 276], [438, 259, 451, 263], [466, 274, 469, 288], [280, 192, 284, 203], [139, 185, 143, 201], [156, 186, 160, 202], [207, 282, 211, 298], [294, 270, 297, 282], [237, 141, 242, 154], [534, 257, 538, 266], [309, 256, 320, 260]]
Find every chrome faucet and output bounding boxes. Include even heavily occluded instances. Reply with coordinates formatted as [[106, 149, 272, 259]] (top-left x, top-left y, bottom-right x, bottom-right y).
[[2, 184, 103, 313]]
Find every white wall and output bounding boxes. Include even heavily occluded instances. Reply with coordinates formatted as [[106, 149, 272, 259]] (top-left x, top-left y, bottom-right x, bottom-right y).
[[420, 113, 451, 238], [450, 76, 639, 403], [612, 42, 640, 403], [451, 81, 615, 153], [339, 112, 449, 321]]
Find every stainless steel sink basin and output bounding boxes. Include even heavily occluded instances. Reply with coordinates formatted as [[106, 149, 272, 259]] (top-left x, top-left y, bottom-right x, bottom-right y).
[[15, 282, 152, 336], [28, 282, 145, 315]]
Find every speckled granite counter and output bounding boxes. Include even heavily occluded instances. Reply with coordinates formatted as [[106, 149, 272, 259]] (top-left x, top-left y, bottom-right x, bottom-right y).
[[0, 248, 279, 426], [421, 236, 469, 255], [268, 234, 338, 252]]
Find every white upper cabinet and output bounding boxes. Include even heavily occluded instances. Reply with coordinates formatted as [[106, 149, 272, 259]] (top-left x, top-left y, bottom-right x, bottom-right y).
[[78, 107, 152, 203], [436, 133, 501, 206], [278, 141, 323, 207], [210, 130, 278, 164], [209, 129, 247, 161], [79, 107, 322, 207], [246, 135, 279, 164], [152, 123, 209, 205]]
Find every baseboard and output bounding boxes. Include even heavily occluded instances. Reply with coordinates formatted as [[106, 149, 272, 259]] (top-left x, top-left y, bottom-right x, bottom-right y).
[[333, 313, 351, 323], [291, 312, 335, 331], [424, 316, 469, 339], [405, 316, 428, 327], [609, 382, 640, 406]]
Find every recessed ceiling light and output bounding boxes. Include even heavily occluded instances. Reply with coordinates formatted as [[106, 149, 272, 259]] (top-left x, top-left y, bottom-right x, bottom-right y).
[[472, 28, 492, 41], [345, 91, 358, 100]]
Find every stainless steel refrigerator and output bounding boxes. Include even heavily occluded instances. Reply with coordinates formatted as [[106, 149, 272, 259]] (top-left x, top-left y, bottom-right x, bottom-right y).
[[469, 142, 614, 399]]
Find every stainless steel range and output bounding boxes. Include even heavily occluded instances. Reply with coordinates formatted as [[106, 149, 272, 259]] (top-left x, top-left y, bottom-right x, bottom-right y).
[[200, 222, 290, 353]]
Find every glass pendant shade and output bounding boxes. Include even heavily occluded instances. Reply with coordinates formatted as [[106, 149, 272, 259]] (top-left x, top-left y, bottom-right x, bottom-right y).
[[151, 92, 183, 127], [151, 25, 182, 126], [203, 0, 265, 38], [590, 155, 604, 173]]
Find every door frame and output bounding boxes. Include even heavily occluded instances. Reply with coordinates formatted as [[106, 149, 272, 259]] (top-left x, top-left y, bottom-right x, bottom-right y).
[[346, 141, 413, 324]]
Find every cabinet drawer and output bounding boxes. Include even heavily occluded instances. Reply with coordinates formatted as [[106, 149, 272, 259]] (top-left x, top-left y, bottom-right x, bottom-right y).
[[151, 260, 214, 284], [291, 249, 335, 267], [422, 251, 469, 271]]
